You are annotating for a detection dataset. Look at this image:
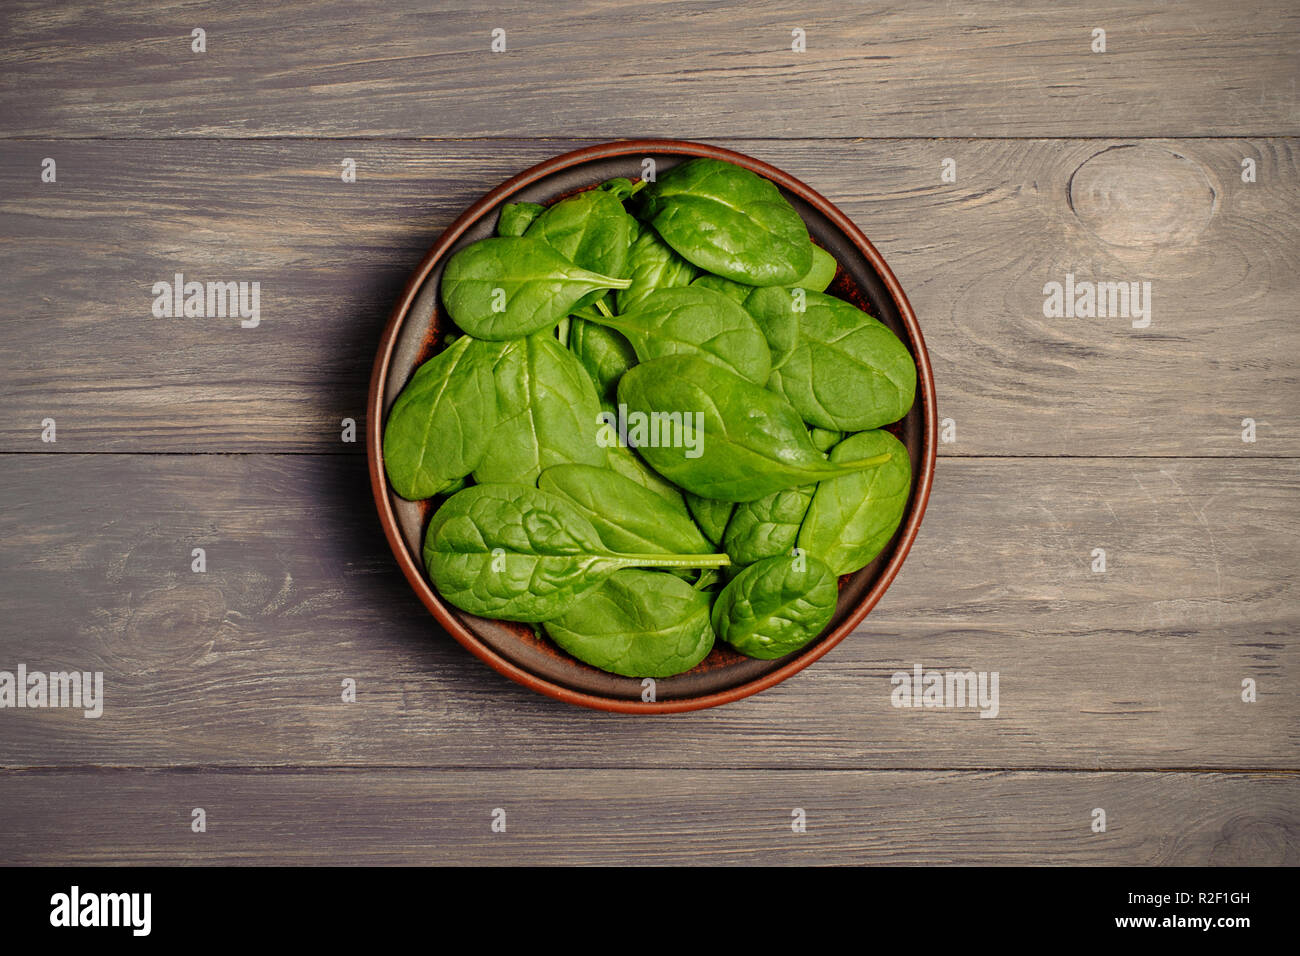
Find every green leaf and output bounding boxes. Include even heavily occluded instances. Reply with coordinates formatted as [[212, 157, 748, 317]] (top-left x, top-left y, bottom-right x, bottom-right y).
[[440, 237, 631, 340], [711, 554, 838, 660], [569, 317, 636, 401], [585, 286, 771, 385], [497, 201, 545, 237], [600, 418, 690, 507], [809, 427, 844, 452], [617, 355, 893, 502], [472, 333, 608, 485], [524, 188, 636, 289], [690, 246, 834, 305], [381, 335, 504, 500], [618, 223, 697, 313], [742, 287, 799, 370], [793, 245, 838, 292], [690, 243, 834, 310], [747, 287, 917, 430], [690, 274, 753, 306], [723, 484, 816, 567], [539, 463, 712, 555], [685, 493, 735, 546], [797, 429, 912, 575], [542, 569, 714, 677], [637, 158, 813, 286], [424, 484, 730, 622], [597, 176, 649, 201]]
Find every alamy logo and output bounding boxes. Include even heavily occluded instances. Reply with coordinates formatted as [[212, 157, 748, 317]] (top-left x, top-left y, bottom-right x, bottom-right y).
[[597, 404, 704, 458], [151, 272, 261, 328], [891, 663, 999, 718], [0, 665, 103, 718], [1043, 272, 1151, 328], [50, 886, 150, 936]]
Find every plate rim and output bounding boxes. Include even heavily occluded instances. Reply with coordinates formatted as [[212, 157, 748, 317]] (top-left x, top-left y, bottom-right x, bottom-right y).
[[366, 138, 938, 714]]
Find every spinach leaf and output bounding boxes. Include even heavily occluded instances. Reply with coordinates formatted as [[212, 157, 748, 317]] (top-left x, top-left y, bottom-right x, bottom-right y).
[[692, 257, 838, 373], [746, 287, 916, 430], [497, 201, 544, 237], [637, 158, 813, 286], [382, 335, 503, 500], [538, 464, 712, 556], [441, 236, 631, 340], [582, 377, 685, 507], [542, 569, 714, 677], [569, 317, 636, 401], [618, 223, 697, 313], [617, 355, 894, 502], [794, 245, 838, 292], [742, 286, 799, 370], [586, 286, 771, 385], [711, 554, 838, 660], [690, 274, 752, 306], [689, 244, 833, 307], [809, 427, 844, 452], [797, 429, 912, 575], [439, 475, 469, 498], [596, 177, 647, 202], [685, 493, 735, 546], [472, 333, 608, 485], [603, 421, 689, 507], [580, 367, 687, 507], [722, 484, 815, 567], [424, 484, 730, 622], [524, 188, 637, 309]]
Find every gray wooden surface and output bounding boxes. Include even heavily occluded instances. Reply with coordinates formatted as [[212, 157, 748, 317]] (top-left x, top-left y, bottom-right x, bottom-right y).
[[1, 455, 1295, 769], [2, 770, 1294, 865], [1, 137, 1297, 455], [0, 0, 1296, 865], [3, 0, 1297, 138]]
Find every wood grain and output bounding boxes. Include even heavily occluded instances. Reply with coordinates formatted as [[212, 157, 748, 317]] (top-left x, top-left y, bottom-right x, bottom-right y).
[[1, 137, 1296, 455], [1, 454, 1293, 770], [2, 1, 1296, 866], [0, 769, 1293, 865], [2, 1, 1297, 139]]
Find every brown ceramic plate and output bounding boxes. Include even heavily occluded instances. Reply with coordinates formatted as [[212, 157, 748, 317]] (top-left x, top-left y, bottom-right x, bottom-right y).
[[368, 140, 936, 713]]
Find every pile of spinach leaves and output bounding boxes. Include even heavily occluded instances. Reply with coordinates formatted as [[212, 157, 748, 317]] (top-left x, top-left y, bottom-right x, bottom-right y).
[[384, 157, 916, 680]]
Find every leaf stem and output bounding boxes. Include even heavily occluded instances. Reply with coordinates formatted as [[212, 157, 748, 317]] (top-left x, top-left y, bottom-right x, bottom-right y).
[[615, 553, 731, 570]]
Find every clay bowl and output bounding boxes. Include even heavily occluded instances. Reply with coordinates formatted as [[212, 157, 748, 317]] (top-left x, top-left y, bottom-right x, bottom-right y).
[[368, 140, 937, 713]]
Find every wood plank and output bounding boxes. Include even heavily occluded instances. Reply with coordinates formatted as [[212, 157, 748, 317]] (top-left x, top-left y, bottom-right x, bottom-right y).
[[0, 454, 1293, 770], [2, 1, 1297, 139], [0, 769, 1292, 865], [1, 137, 1297, 455]]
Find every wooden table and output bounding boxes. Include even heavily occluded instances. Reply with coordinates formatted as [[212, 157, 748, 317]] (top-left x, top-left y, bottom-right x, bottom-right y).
[[1, 0, 1296, 865]]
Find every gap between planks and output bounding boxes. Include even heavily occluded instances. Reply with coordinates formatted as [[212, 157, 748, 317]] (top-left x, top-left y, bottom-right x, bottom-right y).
[[0, 452, 1297, 459], [2, 766, 1296, 776], [2, 135, 1298, 143]]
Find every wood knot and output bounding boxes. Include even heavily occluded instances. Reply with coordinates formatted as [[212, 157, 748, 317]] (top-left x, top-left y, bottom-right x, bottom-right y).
[[121, 586, 227, 665], [1068, 144, 1217, 249], [1208, 811, 1298, 865]]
